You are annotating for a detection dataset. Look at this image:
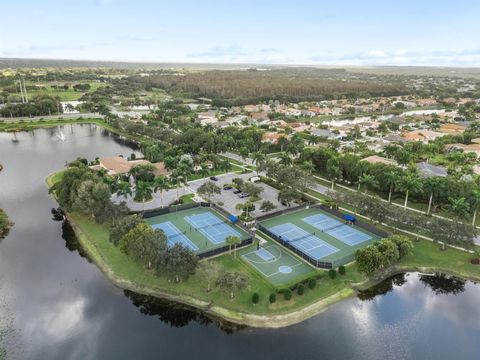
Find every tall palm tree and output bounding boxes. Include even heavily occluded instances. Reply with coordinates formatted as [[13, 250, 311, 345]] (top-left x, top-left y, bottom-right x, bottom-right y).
[[169, 171, 184, 202], [135, 181, 153, 211], [226, 236, 241, 258], [277, 136, 289, 153], [422, 176, 442, 215], [252, 151, 266, 175], [359, 173, 378, 194], [116, 180, 132, 200], [397, 172, 422, 210], [384, 170, 399, 203], [278, 152, 292, 166], [470, 189, 480, 226], [153, 176, 170, 208], [199, 164, 210, 179], [444, 197, 470, 220]]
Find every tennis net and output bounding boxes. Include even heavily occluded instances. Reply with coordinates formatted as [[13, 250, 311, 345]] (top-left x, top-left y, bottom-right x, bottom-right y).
[[323, 223, 346, 232], [283, 232, 313, 243], [196, 220, 225, 231]]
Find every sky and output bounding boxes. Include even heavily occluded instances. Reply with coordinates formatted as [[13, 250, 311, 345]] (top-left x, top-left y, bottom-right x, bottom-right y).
[[1, 0, 480, 67]]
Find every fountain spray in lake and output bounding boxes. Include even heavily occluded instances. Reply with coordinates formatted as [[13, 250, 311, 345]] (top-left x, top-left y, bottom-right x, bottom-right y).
[[56, 130, 66, 142]]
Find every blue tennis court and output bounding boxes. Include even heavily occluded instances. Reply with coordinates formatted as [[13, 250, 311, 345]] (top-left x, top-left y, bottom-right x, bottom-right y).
[[152, 221, 199, 251], [303, 213, 342, 230], [255, 247, 275, 261], [185, 212, 240, 244], [268, 222, 339, 260], [303, 213, 371, 246], [326, 225, 372, 245]]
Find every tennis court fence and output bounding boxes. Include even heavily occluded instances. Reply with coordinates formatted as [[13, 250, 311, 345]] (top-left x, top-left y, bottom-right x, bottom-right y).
[[198, 237, 253, 259], [141, 202, 210, 219], [310, 204, 389, 238], [258, 223, 334, 269]]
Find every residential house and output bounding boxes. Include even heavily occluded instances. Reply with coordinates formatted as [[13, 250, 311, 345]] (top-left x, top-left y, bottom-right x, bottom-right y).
[[439, 123, 465, 135], [92, 157, 169, 177], [361, 155, 398, 167], [416, 162, 448, 178], [197, 110, 218, 125], [445, 143, 480, 158]]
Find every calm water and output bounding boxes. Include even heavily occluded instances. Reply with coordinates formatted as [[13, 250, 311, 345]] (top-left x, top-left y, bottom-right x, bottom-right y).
[[0, 125, 479, 360]]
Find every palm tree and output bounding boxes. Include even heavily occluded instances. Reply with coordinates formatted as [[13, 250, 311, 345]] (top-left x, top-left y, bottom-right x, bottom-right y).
[[470, 189, 480, 226], [116, 180, 132, 200], [226, 235, 241, 257], [397, 172, 422, 210], [199, 164, 210, 179], [384, 170, 399, 203], [252, 151, 266, 175], [153, 176, 170, 208], [422, 176, 442, 215], [219, 159, 232, 173], [277, 136, 288, 152], [359, 173, 378, 194], [135, 181, 153, 211], [444, 197, 470, 220], [169, 171, 185, 201], [326, 157, 341, 190], [278, 152, 292, 166]]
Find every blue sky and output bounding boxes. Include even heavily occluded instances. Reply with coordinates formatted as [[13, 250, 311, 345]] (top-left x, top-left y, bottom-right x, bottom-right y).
[[1, 0, 479, 66]]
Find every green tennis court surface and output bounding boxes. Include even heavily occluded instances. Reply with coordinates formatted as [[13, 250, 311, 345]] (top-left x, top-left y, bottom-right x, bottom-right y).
[[259, 207, 381, 268], [145, 207, 251, 255], [240, 243, 315, 285]]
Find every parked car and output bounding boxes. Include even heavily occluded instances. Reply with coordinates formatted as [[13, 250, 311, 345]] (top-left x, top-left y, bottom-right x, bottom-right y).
[[232, 188, 242, 194], [223, 185, 233, 190], [249, 176, 261, 183], [210, 176, 219, 181], [238, 192, 249, 198]]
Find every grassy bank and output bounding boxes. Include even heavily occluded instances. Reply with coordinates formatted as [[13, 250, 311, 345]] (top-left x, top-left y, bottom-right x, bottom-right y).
[[0, 117, 146, 143], [46, 160, 480, 327]]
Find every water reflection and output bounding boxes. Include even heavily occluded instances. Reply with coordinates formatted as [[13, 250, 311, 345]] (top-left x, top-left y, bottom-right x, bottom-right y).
[[2, 125, 480, 360], [358, 274, 408, 300], [419, 273, 466, 295], [124, 290, 243, 333], [61, 220, 93, 262]]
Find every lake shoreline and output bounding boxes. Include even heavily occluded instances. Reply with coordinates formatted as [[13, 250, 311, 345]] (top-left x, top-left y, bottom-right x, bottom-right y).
[[61, 212, 480, 328]]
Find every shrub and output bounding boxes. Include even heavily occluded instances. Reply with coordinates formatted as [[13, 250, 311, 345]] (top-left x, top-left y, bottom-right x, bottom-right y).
[[252, 292, 259, 304], [308, 278, 316, 289], [297, 284, 305, 295], [283, 289, 292, 301], [269, 293, 276, 304], [338, 265, 346, 275], [328, 269, 337, 279]]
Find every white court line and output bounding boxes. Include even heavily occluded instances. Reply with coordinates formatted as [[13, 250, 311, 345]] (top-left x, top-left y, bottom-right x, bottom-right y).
[[266, 263, 304, 278]]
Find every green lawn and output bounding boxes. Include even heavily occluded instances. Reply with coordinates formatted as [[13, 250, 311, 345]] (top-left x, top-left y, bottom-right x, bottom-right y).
[[25, 82, 106, 101], [399, 240, 480, 280], [67, 211, 368, 315], [44, 143, 480, 321]]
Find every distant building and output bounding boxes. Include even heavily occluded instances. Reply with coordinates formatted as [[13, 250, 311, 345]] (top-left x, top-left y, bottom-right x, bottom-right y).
[[91, 157, 169, 177], [361, 155, 398, 166], [416, 162, 448, 178]]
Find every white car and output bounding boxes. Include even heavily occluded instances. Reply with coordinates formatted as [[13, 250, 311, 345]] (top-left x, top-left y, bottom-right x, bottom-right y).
[[249, 176, 261, 183]]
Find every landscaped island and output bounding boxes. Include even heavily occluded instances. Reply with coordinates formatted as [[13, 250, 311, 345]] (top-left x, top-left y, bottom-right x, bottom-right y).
[[0, 164, 12, 239], [47, 165, 480, 328]]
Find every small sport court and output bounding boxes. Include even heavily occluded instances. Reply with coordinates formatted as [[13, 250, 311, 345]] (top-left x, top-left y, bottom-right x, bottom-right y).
[[241, 242, 315, 285]]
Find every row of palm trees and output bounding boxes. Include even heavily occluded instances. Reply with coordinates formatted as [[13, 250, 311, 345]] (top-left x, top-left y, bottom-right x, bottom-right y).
[[114, 156, 233, 210], [356, 170, 480, 225]]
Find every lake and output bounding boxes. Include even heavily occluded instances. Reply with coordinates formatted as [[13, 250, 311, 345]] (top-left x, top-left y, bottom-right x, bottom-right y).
[[0, 124, 479, 360]]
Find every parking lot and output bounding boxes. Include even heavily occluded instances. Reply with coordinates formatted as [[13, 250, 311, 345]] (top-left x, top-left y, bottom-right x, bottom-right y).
[[188, 172, 289, 218]]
